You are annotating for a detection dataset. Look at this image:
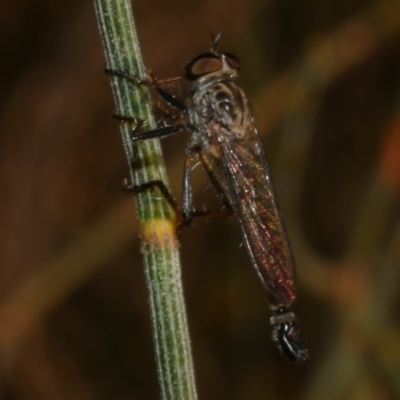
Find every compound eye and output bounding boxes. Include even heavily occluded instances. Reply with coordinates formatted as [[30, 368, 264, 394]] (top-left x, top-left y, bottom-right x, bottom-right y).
[[185, 54, 223, 80], [223, 53, 240, 70]]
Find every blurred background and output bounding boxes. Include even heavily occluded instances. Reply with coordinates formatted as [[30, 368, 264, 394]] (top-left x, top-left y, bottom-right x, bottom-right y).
[[1, 0, 400, 398]]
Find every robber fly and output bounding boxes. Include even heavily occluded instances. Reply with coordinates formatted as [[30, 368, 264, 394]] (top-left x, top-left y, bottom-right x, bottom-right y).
[[108, 33, 308, 362]]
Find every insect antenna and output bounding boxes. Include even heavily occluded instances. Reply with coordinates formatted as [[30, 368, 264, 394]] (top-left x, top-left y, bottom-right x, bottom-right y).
[[210, 27, 225, 53]]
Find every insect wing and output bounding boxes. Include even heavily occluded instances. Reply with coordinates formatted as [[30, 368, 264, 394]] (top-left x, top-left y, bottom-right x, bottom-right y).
[[218, 126, 297, 308]]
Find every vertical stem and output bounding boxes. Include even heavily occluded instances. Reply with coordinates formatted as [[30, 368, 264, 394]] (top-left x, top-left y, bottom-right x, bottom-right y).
[[93, 1, 198, 399]]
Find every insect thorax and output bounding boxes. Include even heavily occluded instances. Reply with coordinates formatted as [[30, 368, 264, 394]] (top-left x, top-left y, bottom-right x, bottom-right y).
[[187, 77, 251, 156]]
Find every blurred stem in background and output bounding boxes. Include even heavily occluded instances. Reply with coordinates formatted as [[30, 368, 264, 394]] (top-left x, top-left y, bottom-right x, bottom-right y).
[[93, 0, 198, 399]]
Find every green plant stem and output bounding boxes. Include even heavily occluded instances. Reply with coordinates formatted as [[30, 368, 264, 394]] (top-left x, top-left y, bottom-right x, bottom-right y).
[[93, 1, 198, 399]]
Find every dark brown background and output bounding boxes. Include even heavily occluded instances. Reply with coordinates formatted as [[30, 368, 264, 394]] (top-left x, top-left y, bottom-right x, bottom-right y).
[[1, 0, 400, 399]]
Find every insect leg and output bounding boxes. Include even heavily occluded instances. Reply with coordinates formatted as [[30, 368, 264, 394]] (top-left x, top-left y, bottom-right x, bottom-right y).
[[123, 146, 231, 233], [181, 148, 234, 226], [152, 83, 187, 112], [105, 68, 187, 112], [113, 114, 147, 131], [123, 179, 184, 226], [153, 103, 185, 124], [113, 112, 189, 141], [132, 124, 190, 142], [182, 151, 194, 225], [105, 67, 144, 84], [197, 150, 234, 213], [147, 75, 187, 112]]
